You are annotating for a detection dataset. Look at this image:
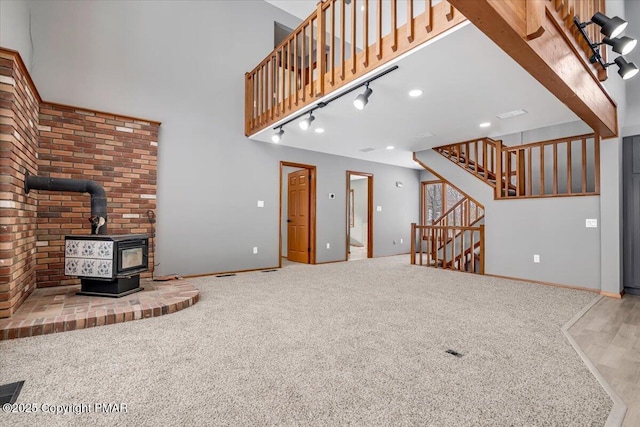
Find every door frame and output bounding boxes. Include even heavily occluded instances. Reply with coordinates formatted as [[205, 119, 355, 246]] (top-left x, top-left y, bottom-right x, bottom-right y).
[[346, 171, 373, 260], [280, 161, 317, 267]]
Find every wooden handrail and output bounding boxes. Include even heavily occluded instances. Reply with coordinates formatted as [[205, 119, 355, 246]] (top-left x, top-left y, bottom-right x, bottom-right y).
[[246, 0, 467, 136]]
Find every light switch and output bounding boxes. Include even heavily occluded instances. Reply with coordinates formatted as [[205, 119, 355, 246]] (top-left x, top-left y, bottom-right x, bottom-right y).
[[585, 219, 597, 228], [257, 200, 264, 208], [376, 206, 382, 212]]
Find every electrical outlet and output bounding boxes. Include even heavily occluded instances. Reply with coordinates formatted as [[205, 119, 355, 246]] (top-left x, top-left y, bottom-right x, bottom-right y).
[[376, 206, 382, 212], [586, 219, 598, 228], [400, 238, 403, 244], [326, 243, 330, 249], [257, 200, 264, 208], [533, 254, 540, 263], [253, 247, 258, 254]]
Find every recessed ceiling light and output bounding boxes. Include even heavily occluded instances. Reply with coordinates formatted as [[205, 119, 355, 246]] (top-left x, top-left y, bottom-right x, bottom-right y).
[[409, 89, 423, 97], [314, 128, 325, 134], [386, 145, 395, 150], [479, 122, 491, 128]]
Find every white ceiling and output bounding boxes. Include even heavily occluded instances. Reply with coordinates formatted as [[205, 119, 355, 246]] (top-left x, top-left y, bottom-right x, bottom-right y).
[[264, 0, 318, 19], [256, 2, 581, 169]]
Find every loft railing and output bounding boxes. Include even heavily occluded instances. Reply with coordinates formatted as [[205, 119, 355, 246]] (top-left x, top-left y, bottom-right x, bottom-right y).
[[497, 133, 600, 198], [411, 224, 484, 274], [434, 133, 599, 199], [245, 0, 467, 136]]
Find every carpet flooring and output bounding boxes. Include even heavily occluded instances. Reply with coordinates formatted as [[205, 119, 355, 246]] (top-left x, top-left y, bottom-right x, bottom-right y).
[[0, 256, 611, 426]]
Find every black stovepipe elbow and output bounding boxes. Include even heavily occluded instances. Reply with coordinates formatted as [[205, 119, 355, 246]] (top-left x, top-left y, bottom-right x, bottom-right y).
[[24, 172, 108, 234]]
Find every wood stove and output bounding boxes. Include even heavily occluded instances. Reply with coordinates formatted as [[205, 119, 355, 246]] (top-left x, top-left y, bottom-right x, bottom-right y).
[[65, 234, 149, 297]]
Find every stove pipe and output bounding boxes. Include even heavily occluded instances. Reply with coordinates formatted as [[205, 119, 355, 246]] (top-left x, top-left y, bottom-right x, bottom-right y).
[[24, 172, 108, 235]]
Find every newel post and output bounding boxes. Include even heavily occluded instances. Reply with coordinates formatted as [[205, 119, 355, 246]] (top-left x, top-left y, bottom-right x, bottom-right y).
[[410, 223, 416, 265], [479, 224, 485, 275]]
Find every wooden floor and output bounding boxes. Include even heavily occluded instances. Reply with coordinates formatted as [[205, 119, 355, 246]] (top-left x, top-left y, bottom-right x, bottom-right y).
[[569, 294, 640, 426]]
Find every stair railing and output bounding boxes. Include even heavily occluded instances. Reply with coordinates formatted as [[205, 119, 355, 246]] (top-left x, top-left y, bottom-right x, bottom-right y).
[[411, 223, 485, 274]]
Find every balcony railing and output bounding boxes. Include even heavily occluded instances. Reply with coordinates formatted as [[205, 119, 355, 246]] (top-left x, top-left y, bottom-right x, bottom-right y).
[[245, 0, 467, 136]]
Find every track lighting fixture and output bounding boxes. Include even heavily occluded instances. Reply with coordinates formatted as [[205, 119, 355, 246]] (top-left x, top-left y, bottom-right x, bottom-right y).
[[574, 14, 638, 79], [612, 57, 639, 80], [353, 83, 373, 110], [589, 12, 627, 39], [601, 36, 637, 55], [299, 112, 315, 130], [271, 127, 284, 143], [268, 66, 398, 142]]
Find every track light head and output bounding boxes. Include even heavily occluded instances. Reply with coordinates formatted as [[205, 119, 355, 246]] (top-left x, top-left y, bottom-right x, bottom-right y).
[[353, 84, 373, 110], [614, 56, 639, 80], [271, 127, 284, 143], [299, 112, 315, 130], [602, 36, 637, 55], [591, 12, 628, 38]]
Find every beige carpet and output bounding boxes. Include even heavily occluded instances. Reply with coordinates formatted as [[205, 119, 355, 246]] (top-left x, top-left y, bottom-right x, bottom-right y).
[[0, 256, 610, 426]]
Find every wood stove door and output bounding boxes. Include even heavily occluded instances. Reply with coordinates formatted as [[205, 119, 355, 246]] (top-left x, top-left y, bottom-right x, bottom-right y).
[[287, 169, 310, 264]]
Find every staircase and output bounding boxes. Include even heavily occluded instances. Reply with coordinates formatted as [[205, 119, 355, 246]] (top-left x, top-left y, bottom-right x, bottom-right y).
[[411, 186, 485, 274], [433, 133, 600, 199]]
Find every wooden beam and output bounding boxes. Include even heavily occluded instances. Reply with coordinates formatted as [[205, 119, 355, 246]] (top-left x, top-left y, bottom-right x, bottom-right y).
[[448, 0, 617, 138]]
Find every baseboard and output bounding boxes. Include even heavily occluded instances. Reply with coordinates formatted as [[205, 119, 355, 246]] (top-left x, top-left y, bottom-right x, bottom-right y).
[[485, 274, 600, 293], [183, 266, 280, 279], [600, 290, 624, 299]]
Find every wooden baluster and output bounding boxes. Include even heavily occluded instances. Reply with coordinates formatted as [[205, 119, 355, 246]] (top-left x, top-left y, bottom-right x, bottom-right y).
[[363, 0, 369, 67], [595, 135, 600, 194], [459, 230, 464, 271], [444, 0, 454, 21], [442, 228, 447, 269], [260, 64, 265, 124], [540, 144, 545, 195], [527, 148, 532, 196], [308, 21, 314, 98], [495, 139, 503, 199], [351, 0, 357, 74], [341, 0, 346, 79], [505, 150, 511, 197], [294, 34, 299, 106], [470, 228, 475, 273], [582, 138, 587, 193], [317, 4, 326, 97], [244, 73, 251, 135], [376, 0, 383, 59], [270, 56, 275, 121], [517, 149, 526, 196], [330, 1, 335, 85], [411, 223, 416, 265], [302, 27, 307, 102], [407, 0, 414, 42], [473, 141, 478, 178], [553, 142, 558, 195], [425, 0, 432, 32], [287, 40, 292, 110], [567, 139, 572, 194], [391, 0, 397, 52], [482, 140, 488, 181]]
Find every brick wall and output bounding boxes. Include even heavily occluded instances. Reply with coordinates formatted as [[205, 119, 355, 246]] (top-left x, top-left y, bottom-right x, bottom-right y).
[[37, 104, 159, 288], [0, 51, 40, 318], [0, 47, 160, 318]]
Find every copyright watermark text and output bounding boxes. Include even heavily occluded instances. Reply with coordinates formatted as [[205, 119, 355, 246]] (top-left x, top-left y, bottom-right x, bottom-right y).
[[2, 402, 128, 415]]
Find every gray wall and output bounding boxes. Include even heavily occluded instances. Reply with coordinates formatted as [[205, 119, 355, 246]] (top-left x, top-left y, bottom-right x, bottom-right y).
[[0, 0, 33, 70], [26, 0, 419, 275]]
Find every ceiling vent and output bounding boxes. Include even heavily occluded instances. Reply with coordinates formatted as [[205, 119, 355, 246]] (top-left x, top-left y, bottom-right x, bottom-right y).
[[414, 131, 434, 139], [359, 147, 375, 152], [497, 109, 528, 119]]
